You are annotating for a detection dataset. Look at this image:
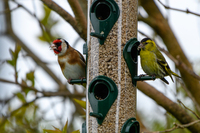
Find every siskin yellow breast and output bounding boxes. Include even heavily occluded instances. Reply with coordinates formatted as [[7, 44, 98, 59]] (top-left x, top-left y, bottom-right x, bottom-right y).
[[140, 50, 165, 78]]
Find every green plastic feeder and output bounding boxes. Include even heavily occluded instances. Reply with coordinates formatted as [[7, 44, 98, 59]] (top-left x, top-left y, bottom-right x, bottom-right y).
[[90, 0, 120, 44], [88, 75, 118, 125], [121, 118, 140, 133]]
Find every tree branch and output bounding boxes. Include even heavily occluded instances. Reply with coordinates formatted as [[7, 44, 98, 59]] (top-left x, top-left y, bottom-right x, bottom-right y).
[[41, 0, 87, 41], [137, 81, 200, 133], [68, 0, 87, 40], [160, 120, 200, 133], [157, 0, 200, 17], [143, 120, 200, 133], [77, 0, 87, 18], [0, 78, 85, 98], [178, 100, 200, 119]]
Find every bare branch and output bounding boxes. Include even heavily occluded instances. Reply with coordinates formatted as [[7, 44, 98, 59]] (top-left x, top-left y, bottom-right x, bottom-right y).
[[77, 0, 87, 18], [137, 81, 200, 132], [68, 0, 87, 40], [143, 120, 200, 133], [0, 78, 40, 92], [0, 78, 85, 98], [0, 5, 19, 14], [157, 0, 200, 17], [177, 78, 200, 115], [41, 0, 87, 41], [178, 100, 200, 119], [160, 120, 200, 133]]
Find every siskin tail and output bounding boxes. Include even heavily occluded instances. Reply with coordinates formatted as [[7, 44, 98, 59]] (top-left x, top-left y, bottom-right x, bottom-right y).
[[171, 71, 181, 78], [168, 70, 181, 83], [160, 78, 169, 84]]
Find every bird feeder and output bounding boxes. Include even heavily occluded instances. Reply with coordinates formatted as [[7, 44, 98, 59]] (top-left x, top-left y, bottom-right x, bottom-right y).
[[85, 0, 140, 132], [90, 0, 120, 44]]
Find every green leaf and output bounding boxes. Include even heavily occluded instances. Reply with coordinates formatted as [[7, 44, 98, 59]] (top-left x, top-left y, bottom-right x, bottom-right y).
[[38, 35, 47, 42], [43, 126, 62, 133], [7, 59, 15, 67], [15, 92, 26, 103], [41, 5, 52, 25], [26, 71, 35, 86], [43, 129, 62, 133], [71, 130, 80, 133], [53, 126, 62, 132], [26, 130, 31, 133], [21, 79, 31, 95], [62, 120, 68, 133], [14, 45, 21, 57], [73, 99, 86, 109], [7, 45, 21, 67]]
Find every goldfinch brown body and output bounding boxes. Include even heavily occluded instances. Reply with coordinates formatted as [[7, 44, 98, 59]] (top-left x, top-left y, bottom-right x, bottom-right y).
[[138, 38, 181, 84], [51, 38, 86, 84]]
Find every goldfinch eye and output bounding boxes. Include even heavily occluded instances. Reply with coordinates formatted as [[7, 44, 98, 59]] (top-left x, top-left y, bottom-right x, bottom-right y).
[[55, 42, 61, 47]]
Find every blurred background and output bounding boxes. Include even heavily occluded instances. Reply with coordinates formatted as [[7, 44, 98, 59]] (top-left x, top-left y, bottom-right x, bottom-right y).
[[0, 0, 200, 132]]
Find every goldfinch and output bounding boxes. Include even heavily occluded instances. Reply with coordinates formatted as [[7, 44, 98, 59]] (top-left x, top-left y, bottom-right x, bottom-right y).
[[138, 38, 181, 84], [50, 38, 86, 86]]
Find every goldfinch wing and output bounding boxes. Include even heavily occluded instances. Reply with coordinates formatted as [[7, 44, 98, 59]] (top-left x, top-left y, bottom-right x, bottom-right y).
[[76, 50, 86, 64]]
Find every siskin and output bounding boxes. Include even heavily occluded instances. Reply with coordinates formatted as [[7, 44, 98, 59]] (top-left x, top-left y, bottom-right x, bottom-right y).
[[138, 38, 181, 84]]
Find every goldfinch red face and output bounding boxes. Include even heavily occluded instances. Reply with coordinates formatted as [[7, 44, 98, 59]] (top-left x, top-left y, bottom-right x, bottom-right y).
[[51, 38, 68, 55]]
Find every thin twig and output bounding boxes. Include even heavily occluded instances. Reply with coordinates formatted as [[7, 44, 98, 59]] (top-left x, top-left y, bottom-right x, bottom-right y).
[[157, 0, 200, 17], [0, 5, 20, 14], [0, 78, 40, 92], [176, 78, 200, 115], [142, 119, 200, 133], [178, 100, 200, 119], [160, 120, 200, 133], [0, 78, 85, 98]]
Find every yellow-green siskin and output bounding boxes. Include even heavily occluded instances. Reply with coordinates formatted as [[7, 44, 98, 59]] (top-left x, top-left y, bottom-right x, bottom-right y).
[[138, 38, 181, 84]]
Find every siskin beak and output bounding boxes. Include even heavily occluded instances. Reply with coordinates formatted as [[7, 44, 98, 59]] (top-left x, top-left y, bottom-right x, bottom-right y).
[[50, 43, 57, 50], [137, 43, 144, 50]]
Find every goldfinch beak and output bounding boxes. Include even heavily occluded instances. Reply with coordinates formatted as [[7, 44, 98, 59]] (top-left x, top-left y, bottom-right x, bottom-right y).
[[50, 43, 57, 50], [138, 43, 144, 50]]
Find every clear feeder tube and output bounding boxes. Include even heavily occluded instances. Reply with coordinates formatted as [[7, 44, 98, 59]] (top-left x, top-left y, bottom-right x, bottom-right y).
[[86, 0, 138, 132]]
